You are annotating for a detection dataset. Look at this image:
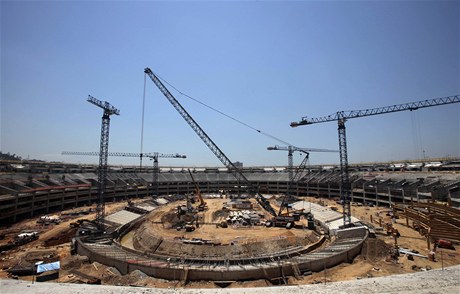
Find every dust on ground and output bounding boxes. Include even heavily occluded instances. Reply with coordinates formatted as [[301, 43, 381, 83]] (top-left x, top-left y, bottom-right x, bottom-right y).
[[1, 196, 459, 289]]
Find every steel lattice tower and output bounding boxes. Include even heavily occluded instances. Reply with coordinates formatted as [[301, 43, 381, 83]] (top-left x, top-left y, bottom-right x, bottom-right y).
[[87, 95, 120, 230], [291, 95, 460, 227]]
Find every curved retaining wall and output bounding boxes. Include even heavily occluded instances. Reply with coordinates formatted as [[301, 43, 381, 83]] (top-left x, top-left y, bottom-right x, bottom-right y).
[[75, 227, 367, 281]]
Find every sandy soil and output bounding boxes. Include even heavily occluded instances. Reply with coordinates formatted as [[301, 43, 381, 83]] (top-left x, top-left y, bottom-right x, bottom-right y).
[[1, 195, 459, 289], [144, 198, 313, 244]]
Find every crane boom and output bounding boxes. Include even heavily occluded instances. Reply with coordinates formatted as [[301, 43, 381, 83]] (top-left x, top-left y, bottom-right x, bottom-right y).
[[267, 145, 337, 182], [62, 150, 186, 198], [267, 145, 337, 153], [144, 68, 276, 216], [187, 169, 206, 210], [291, 95, 460, 127], [87, 95, 120, 116], [290, 94, 460, 227], [62, 151, 186, 159]]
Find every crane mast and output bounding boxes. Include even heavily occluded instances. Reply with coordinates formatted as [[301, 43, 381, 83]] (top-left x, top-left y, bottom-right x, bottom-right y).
[[267, 145, 337, 182], [268, 145, 337, 216], [187, 169, 206, 211], [144, 68, 276, 216], [291, 95, 460, 227], [86, 95, 120, 230]]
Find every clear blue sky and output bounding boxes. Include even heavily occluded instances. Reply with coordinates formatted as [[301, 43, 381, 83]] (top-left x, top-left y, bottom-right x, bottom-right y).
[[1, 1, 459, 167]]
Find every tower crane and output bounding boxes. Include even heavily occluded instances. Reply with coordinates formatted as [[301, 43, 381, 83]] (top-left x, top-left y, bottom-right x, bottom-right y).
[[61, 151, 186, 196], [290, 95, 460, 227], [86, 95, 120, 230], [268, 145, 338, 216], [144, 67, 277, 217], [267, 145, 338, 182]]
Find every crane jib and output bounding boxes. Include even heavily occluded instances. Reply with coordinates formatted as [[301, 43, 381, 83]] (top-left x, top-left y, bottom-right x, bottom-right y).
[[290, 94, 460, 227], [144, 67, 277, 217], [292, 95, 460, 126]]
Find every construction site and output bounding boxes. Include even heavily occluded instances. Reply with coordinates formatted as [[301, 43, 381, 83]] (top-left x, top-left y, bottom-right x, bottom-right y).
[[1, 166, 460, 290], [0, 68, 460, 288], [0, 69, 459, 292], [4, 0, 460, 292]]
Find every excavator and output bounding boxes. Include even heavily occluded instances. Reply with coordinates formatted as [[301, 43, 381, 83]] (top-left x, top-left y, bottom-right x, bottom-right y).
[[175, 192, 199, 232], [188, 169, 207, 211], [265, 193, 304, 229]]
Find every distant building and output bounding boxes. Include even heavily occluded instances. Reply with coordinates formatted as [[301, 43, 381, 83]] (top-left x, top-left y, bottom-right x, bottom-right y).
[[233, 161, 243, 168]]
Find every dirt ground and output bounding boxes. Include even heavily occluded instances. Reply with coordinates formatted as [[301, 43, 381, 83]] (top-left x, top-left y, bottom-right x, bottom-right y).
[[294, 197, 460, 285], [1, 195, 459, 289], [142, 198, 313, 244]]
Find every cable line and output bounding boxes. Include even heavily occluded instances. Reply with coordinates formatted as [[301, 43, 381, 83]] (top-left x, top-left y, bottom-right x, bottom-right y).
[[154, 72, 294, 147]]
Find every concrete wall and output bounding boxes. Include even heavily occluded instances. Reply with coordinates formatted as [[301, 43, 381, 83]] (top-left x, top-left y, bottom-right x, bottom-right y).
[[75, 229, 366, 281]]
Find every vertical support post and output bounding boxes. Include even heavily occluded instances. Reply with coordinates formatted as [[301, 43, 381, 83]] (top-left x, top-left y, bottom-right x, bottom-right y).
[[152, 153, 159, 197], [388, 187, 392, 207], [405, 208, 409, 226], [447, 189, 452, 207], [363, 183, 366, 204], [375, 186, 378, 207], [338, 118, 351, 226], [87, 95, 119, 231], [288, 147, 294, 183], [96, 112, 110, 228]]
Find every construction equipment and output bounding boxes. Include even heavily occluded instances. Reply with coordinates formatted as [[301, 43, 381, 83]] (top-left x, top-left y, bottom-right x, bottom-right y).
[[14, 231, 39, 245], [267, 145, 337, 183], [36, 215, 61, 225], [187, 169, 207, 211], [62, 151, 186, 196], [144, 68, 277, 217], [268, 145, 337, 215], [87, 95, 120, 230], [291, 95, 460, 227]]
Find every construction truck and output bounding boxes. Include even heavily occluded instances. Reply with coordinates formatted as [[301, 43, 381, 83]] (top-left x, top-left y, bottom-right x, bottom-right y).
[[14, 231, 39, 245], [265, 194, 304, 229], [37, 215, 61, 225]]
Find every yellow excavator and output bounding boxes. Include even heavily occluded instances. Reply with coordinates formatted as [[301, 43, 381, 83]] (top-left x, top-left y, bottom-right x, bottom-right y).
[[188, 169, 207, 211]]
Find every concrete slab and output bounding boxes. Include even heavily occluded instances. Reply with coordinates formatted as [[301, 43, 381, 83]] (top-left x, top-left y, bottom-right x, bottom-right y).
[[104, 210, 142, 226]]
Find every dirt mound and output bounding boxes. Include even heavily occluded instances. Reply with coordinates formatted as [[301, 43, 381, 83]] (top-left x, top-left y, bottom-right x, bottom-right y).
[[43, 227, 77, 247], [361, 238, 393, 262], [61, 255, 89, 270], [161, 211, 178, 224], [212, 210, 229, 221]]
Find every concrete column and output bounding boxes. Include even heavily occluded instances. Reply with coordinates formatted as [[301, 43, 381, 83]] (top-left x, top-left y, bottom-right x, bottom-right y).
[[363, 183, 366, 204], [405, 208, 409, 226], [388, 187, 392, 207], [375, 186, 378, 207], [61, 190, 65, 210], [14, 193, 18, 223], [46, 190, 50, 213], [447, 189, 452, 207]]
